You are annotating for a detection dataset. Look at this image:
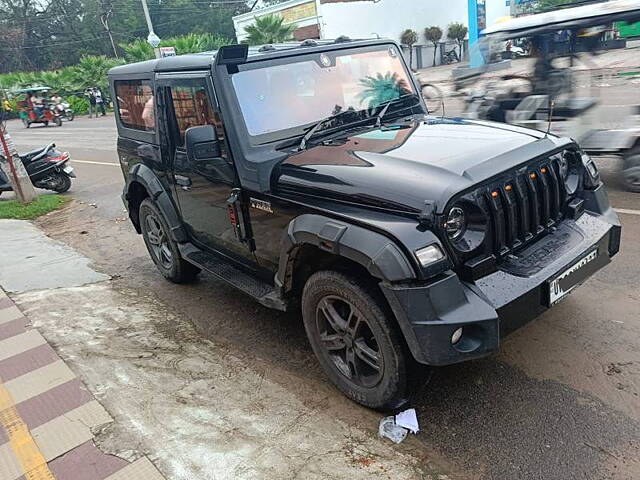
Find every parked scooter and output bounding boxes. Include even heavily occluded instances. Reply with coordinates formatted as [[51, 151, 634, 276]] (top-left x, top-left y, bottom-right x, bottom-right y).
[[0, 143, 75, 195]]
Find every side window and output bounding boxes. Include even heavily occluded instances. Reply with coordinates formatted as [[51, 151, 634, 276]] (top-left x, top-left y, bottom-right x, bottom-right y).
[[169, 79, 219, 146], [114, 80, 155, 131]]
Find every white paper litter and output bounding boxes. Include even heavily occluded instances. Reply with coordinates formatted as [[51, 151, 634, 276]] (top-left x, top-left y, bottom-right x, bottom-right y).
[[395, 408, 419, 434]]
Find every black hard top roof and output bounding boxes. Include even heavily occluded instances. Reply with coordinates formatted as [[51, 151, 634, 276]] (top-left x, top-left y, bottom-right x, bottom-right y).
[[108, 38, 395, 77]]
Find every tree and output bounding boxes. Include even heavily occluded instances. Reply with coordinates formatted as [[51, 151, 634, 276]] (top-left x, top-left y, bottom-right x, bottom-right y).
[[447, 22, 468, 62], [400, 29, 418, 71], [244, 14, 296, 45], [424, 26, 443, 67]]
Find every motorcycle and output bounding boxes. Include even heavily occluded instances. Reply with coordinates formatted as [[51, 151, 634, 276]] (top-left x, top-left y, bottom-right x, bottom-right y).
[[442, 47, 460, 65], [52, 102, 74, 121], [0, 143, 75, 195]]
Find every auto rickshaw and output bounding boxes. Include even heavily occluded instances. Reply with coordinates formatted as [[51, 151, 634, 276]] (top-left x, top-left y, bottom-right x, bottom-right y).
[[12, 86, 62, 128], [462, 0, 640, 192]]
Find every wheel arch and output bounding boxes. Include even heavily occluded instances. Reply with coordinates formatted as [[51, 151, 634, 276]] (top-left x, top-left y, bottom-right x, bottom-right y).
[[275, 214, 416, 297], [124, 163, 186, 242]]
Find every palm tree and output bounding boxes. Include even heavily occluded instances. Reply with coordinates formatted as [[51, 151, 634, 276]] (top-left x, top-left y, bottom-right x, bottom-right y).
[[358, 72, 410, 108], [400, 29, 418, 71], [244, 15, 296, 45]]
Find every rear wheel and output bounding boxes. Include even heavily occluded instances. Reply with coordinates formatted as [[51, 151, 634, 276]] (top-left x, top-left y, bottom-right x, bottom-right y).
[[302, 270, 408, 410], [139, 198, 200, 283], [52, 173, 71, 193]]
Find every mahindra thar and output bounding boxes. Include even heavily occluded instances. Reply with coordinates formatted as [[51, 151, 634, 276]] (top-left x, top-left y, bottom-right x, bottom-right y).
[[109, 39, 621, 409]]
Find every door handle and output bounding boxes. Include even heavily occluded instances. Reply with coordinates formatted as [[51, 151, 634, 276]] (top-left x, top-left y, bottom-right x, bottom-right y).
[[174, 175, 192, 188]]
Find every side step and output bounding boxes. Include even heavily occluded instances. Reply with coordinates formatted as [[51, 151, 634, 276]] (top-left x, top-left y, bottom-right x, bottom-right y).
[[179, 244, 286, 311]]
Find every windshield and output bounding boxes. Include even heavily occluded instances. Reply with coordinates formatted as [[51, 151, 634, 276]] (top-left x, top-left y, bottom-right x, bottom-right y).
[[231, 45, 416, 138]]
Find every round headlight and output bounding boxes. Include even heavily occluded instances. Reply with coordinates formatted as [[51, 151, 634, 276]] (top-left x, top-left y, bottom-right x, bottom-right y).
[[445, 206, 466, 240]]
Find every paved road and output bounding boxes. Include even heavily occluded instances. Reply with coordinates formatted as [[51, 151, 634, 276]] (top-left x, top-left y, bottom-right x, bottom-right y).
[[3, 108, 640, 479]]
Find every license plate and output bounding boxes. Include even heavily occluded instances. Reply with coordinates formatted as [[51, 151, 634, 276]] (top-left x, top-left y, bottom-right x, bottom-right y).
[[63, 166, 74, 174], [548, 249, 599, 305]]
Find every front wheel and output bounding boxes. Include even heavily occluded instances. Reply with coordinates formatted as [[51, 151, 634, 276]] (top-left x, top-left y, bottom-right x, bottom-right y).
[[139, 198, 200, 283], [66, 111, 74, 121], [54, 117, 62, 127], [22, 118, 30, 128], [302, 270, 408, 410]]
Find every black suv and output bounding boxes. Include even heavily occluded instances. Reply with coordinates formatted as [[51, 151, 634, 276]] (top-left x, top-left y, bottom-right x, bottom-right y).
[[109, 39, 621, 409]]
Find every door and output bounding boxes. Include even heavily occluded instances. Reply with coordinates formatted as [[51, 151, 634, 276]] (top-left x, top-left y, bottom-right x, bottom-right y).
[[158, 75, 245, 259]]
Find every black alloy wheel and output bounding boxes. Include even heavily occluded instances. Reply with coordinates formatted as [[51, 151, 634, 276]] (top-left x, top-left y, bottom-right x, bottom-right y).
[[302, 270, 408, 410], [139, 198, 200, 283], [316, 295, 384, 388]]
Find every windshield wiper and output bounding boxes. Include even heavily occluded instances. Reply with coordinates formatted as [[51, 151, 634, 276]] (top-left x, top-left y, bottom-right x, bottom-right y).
[[373, 93, 421, 128], [298, 108, 354, 151], [297, 93, 421, 151]]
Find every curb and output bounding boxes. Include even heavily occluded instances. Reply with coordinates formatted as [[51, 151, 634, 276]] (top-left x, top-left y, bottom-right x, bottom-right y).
[[0, 287, 165, 480]]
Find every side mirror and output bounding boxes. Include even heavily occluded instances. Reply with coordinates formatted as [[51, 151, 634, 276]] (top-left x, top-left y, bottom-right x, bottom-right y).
[[185, 125, 221, 161]]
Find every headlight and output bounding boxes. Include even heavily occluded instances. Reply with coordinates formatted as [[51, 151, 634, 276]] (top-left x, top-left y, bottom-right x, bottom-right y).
[[415, 244, 445, 267], [445, 206, 466, 240], [581, 153, 600, 188]]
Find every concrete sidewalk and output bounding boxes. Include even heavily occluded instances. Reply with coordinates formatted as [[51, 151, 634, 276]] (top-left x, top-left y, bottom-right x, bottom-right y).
[[0, 287, 165, 480]]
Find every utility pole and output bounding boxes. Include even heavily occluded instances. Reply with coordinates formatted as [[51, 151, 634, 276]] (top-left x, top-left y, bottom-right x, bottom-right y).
[[140, 0, 161, 58], [0, 125, 37, 204], [100, 0, 119, 58]]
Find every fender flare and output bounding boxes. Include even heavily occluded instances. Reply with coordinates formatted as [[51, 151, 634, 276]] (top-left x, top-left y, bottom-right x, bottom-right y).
[[125, 163, 187, 243], [275, 214, 416, 293]]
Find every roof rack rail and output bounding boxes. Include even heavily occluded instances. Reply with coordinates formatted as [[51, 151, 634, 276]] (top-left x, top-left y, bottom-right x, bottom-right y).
[[258, 44, 276, 52], [334, 36, 351, 44], [300, 39, 318, 47]]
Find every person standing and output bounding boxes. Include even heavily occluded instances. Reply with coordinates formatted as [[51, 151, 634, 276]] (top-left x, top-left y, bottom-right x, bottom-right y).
[[87, 88, 97, 118], [94, 88, 106, 116]]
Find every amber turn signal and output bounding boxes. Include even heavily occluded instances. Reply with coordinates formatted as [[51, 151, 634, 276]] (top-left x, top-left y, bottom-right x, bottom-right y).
[[530, 172, 537, 179]]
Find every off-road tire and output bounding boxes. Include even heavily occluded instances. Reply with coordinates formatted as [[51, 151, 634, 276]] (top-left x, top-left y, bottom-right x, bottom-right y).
[[622, 143, 640, 170], [302, 270, 408, 410], [139, 198, 200, 283]]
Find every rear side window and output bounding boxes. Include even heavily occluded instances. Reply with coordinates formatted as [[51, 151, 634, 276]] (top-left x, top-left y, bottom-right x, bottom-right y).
[[114, 80, 155, 131], [169, 80, 216, 145]]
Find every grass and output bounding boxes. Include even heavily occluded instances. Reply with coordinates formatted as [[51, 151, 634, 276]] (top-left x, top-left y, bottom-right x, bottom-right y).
[[0, 194, 69, 220]]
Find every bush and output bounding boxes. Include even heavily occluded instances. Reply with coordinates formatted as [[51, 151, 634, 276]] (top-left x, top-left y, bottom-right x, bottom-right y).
[[66, 95, 90, 115]]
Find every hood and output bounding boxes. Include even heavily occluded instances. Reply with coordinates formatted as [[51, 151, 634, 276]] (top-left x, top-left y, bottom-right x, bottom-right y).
[[276, 117, 567, 213]]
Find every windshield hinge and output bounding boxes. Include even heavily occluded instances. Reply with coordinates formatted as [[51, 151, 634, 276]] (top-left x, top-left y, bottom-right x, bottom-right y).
[[418, 200, 437, 226]]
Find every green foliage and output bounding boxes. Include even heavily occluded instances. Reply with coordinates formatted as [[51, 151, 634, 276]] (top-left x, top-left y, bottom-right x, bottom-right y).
[[358, 72, 410, 108], [121, 33, 231, 63], [244, 15, 296, 45], [66, 95, 90, 115], [400, 29, 418, 47], [424, 26, 443, 67], [0, 194, 70, 220], [0, 55, 123, 100], [447, 22, 468, 43], [447, 22, 468, 60]]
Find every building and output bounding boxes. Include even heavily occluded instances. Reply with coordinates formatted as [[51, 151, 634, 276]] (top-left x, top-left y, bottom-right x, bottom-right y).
[[233, 0, 511, 67]]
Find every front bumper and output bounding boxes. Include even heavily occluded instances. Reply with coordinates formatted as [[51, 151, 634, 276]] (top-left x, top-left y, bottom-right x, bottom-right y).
[[382, 194, 621, 366]]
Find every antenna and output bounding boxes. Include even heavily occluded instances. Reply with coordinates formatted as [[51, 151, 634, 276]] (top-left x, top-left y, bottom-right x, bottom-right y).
[[546, 98, 555, 137]]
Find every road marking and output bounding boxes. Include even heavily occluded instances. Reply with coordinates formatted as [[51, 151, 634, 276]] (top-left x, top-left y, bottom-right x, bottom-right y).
[[71, 159, 119, 166], [615, 208, 640, 216], [0, 376, 56, 480]]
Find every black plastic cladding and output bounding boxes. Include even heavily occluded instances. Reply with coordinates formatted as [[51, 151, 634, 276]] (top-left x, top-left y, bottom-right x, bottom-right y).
[[444, 148, 582, 266]]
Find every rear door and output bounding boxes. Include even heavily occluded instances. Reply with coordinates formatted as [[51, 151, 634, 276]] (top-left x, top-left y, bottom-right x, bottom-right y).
[[156, 73, 247, 259]]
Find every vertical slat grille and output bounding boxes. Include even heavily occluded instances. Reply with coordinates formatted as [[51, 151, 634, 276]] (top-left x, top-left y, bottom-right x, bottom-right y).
[[537, 168, 552, 226], [478, 153, 570, 260]]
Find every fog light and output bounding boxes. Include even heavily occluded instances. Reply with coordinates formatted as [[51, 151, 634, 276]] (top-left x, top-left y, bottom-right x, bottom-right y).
[[451, 327, 463, 345]]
